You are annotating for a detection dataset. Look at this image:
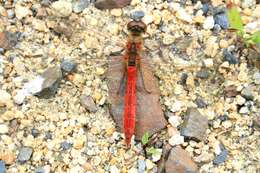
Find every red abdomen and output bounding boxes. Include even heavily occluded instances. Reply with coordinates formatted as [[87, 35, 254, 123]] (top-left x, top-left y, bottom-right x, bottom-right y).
[[123, 66, 137, 146]]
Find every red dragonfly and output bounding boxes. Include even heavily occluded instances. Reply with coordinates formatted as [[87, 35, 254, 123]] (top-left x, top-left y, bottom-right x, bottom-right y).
[[121, 20, 149, 146], [80, 18, 201, 147]]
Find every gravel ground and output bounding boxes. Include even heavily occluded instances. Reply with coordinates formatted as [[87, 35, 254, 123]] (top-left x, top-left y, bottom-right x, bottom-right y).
[[0, 0, 259, 173]]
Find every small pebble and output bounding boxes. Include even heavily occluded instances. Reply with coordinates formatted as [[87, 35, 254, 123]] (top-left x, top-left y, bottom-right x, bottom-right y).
[[213, 146, 228, 165], [235, 95, 246, 105], [60, 141, 72, 151], [51, 0, 72, 17], [202, 3, 209, 15], [72, 0, 90, 13], [80, 95, 97, 112], [214, 13, 229, 29], [176, 8, 192, 23], [145, 159, 154, 170], [241, 87, 254, 100], [169, 133, 184, 146], [110, 9, 122, 17], [168, 115, 181, 127], [31, 128, 40, 138], [110, 165, 120, 173], [0, 161, 5, 173], [137, 159, 146, 173], [130, 10, 144, 20], [253, 72, 260, 84], [35, 167, 45, 173], [223, 49, 238, 64], [0, 124, 9, 134], [61, 59, 77, 73], [17, 147, 33, 163], [195, 97, 207, 108], [203, 16, 215, 29], [239, 106, 249, 114], [203, 58, 214, 68], [196, 70, 209, 79], [7, 9, 15, 19]]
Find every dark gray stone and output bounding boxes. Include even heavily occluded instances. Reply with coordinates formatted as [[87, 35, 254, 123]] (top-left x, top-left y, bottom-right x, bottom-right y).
[[223, 49, 238, 64], [214, 13, 229, 29], [44, 131, 52, 140], [202, 3, 209, 15], [17, 147, 33, 163], [61, 59, 77, 73], [195, 97, 207, 108], [0, 161, 5, 173], [31, 128, 40, 138], [60, 141, 72, 151], [196, 70, 209, 79], [180, 108, 208, 141], [213, 145, 228, 165]]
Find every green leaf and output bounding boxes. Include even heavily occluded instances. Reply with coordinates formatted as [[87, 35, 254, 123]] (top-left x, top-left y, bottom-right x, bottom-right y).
[[141, 132, 150, 145], [250, 30, 260, 44], [146, 147, 158, 155], [227, 4, 244, 32]]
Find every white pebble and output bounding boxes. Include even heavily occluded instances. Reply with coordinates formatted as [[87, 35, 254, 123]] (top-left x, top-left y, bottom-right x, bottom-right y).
[[203, 58, 214, 68], [169, 133, 184, 146], [0, 124, 9, 134], [110, 165, 120, 173], [51, 0, 72, 17], [203, 16, 215, 30], [176, 8, 192, 23], [168, 115, 181, 127]]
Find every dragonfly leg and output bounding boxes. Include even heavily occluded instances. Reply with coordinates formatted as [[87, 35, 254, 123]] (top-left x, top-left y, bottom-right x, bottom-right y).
[[138, 62, 152, 94]]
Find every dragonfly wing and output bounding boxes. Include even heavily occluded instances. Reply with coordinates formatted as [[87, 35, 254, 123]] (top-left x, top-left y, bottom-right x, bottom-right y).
[[107, 56, 125, 132], [135, 60, 167, 140]]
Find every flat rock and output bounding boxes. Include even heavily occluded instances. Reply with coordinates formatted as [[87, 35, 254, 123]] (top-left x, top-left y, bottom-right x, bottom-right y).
[[17, 147, 33, 163], [165, 146, 198, 173], [94, 0, 131, 9], [36, 66, 62, 97], [80, 95, 97, 113], [180, 108, 208, 141], [107, 56, 167, 140]]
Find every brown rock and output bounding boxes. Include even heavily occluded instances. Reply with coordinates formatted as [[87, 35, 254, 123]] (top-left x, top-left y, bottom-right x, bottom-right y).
[[180, 108, 208, 141], [0, 31, 18, 50], [165, 146, 198, 173], [224, 85, 239, 97], [107, 56, 167, 140], [94, 0, 131, 9], [53, 22, 73, 38], [80, 95, 97, 113]]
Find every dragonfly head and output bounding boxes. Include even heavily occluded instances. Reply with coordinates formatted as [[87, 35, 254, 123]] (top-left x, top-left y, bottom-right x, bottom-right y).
[[127, 20, 147, 36]]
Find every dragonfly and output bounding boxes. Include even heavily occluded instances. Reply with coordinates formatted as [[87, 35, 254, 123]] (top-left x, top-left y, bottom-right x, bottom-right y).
[[65, 14, 204, 147]]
